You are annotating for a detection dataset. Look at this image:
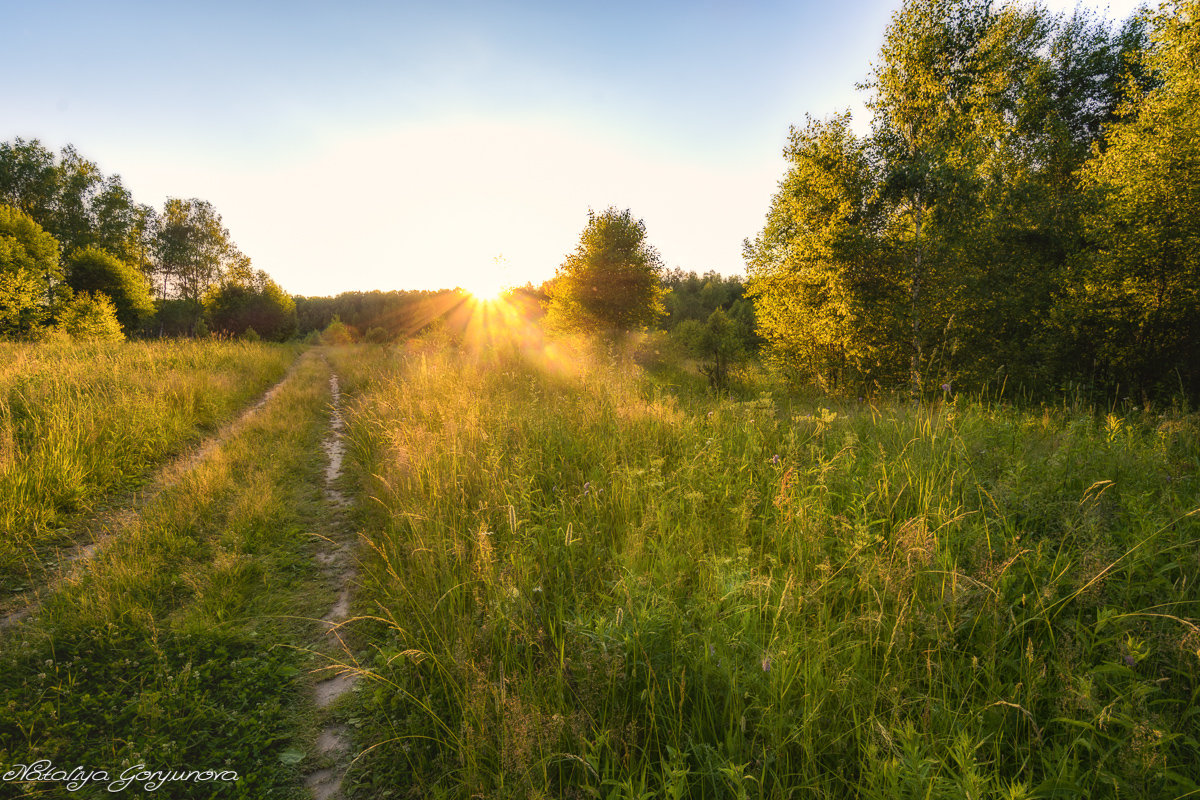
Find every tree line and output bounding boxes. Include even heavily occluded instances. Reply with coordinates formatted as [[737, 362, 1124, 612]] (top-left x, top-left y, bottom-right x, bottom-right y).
[[745, 0, 1199, 400], [0, 139, 295, 341]]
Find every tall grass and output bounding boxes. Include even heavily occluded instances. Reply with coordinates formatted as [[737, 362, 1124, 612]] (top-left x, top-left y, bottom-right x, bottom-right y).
[[334, 341, 1200, 799], [0, 349, 337, 799], [0, 339, 296, 590]]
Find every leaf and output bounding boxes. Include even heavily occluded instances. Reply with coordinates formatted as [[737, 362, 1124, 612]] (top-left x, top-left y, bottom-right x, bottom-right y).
[[278, 747, 305, 765]]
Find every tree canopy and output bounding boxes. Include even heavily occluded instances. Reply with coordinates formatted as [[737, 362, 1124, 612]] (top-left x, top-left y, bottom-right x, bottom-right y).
[[746, 0, 1190, 400], [204, 261, 297, 342], [1080, 0, 1200, 396], [1, 139, 291, 341], [546, 207, 665, 335]]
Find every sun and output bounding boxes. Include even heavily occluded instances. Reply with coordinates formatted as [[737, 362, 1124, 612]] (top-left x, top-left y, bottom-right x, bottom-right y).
[[466, 277, 507, 302], [464, 257, 512, 302]]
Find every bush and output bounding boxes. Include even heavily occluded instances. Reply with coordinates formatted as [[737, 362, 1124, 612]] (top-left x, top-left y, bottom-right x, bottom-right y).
[[365, 326, 390, 344], [54, 292, 124, 342], [65, 246, 154, 333], [321, 315, 354, 345]]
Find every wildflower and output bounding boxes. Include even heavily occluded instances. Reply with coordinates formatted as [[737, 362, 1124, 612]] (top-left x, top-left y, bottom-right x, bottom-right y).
[[941, 383, 951, 393], [761, 656, 771, 672], [770, 454, 780, 465], [1124, 654, 1136, 667]]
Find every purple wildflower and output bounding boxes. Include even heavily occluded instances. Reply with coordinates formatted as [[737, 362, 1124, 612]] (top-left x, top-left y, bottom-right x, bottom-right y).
[[761, 656, 771, 672], [1123, 654, 1136, 667], [770, 454, 780, 465], [941, 383, 951, 393]]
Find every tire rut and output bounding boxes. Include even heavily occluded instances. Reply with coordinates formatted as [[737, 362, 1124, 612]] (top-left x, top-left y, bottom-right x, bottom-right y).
[[304, 367, 360, 800], [0, 355, 304, 631]]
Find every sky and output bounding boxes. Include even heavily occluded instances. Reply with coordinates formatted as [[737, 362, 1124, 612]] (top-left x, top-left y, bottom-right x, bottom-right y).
[[6, 0, 1147, 297]]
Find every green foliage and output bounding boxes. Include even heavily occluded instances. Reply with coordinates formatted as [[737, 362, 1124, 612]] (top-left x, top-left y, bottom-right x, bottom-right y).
[[204, 261, 297, 342], [547, 207, 666, 335], [294, 289, 449, 338], [2, 138, 292, 329], [0, 204, 61, 338], [65, 245, 154, 333], [746, 114, 901, 392], [1080, 0, 1200, 397], [748, 0, 1179, 401], [154, 198, 236, 302], [0, 139, 158, 274], [321, 314, 354, 345], [696, 308, 746, 390], [54, 291, 124, 342], [147, 297, 204, 338], [364, 325, 390, 344]]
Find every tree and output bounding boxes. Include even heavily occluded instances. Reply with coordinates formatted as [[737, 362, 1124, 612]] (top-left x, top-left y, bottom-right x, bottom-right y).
[[92, 176, 157, 279], [0, 204, 62, 337], [546, 207, 665, 334], [745, 114, 903, 392], [203, 259, 297, 342], [0, 139, 60, 225], [321, 315, 354, 345], [65, 246, 154, 333], [0, 139, 104, 256], [865, 0, 1009, 395], [153, 198, 233, 302], [697, 308, 747, 391], [1079, 0, 1200, 397]]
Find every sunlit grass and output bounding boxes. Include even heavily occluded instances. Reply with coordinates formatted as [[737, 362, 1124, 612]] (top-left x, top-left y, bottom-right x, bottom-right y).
[[0, 339, 298, 592], [330, 341, 1200, 799], [0, 350, 337, 798]]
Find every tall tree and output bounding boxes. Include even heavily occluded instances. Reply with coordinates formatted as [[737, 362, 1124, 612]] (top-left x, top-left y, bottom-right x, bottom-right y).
[[92, 176, 158, 280], [0, 140, 104, 255], [745, 114, 901, 391], [865, 0, 1003, 395], [0, 139, 59, 224], [546, 207, 665, 335], [1081, 0, 1200, 396], [152, 198, 233, 302]]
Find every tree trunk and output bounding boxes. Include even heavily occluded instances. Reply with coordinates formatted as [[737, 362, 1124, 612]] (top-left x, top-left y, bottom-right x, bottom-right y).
[[911, 197, 924, 399]]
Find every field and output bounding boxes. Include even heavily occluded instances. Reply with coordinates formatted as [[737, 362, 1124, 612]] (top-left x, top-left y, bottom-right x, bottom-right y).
[[1, 338, 1198, 799]]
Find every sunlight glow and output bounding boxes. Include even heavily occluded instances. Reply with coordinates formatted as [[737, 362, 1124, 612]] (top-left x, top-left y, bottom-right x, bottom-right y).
[[465, 278, 507, 302]]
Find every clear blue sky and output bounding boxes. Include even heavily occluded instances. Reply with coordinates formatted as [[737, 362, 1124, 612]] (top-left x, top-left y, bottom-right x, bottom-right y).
[[5, 0, 1143, 296]]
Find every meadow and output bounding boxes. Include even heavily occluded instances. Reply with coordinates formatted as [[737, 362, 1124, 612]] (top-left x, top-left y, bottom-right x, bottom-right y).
[[330, 340, 1200, 799], [0, 338, 1197, 799]]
